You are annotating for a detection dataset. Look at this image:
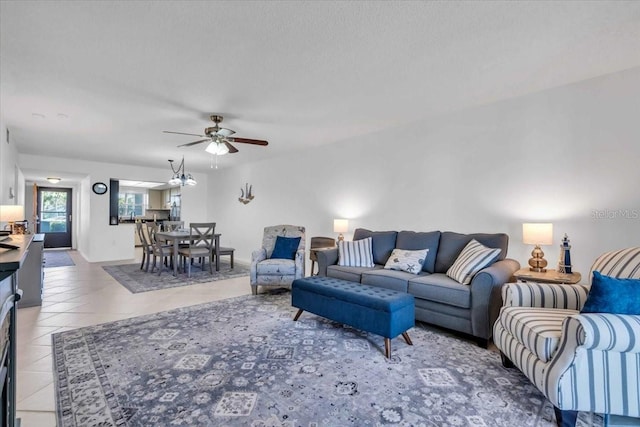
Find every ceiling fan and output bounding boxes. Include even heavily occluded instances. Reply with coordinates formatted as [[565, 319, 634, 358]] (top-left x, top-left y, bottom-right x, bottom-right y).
[[163, 115, 268, 155]]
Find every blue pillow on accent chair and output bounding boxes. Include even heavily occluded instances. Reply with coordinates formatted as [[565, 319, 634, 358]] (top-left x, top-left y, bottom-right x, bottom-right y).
[[270, 236, 301, 260], [581, 271, 640, 315]]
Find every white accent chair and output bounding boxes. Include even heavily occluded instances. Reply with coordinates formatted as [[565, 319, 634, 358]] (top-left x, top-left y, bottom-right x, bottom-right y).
[[494, 247, 640, 427], [250, 225, 305, 295]]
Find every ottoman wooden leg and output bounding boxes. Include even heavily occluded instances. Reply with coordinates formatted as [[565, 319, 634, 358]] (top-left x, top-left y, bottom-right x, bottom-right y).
[[293, 309, 304, 321], [384, 338, 391, 358], [402, 332, 413, 346]]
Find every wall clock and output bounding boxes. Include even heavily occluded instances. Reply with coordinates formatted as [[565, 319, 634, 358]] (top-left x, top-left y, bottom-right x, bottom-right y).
[[92, 182, 108, 195]]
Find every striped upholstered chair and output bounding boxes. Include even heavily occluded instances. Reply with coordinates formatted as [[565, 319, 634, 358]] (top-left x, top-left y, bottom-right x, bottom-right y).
[[494, 247, 640, 427]]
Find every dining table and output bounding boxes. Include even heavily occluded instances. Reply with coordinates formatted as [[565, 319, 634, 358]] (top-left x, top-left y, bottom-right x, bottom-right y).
[[155, 230, 221, 276]]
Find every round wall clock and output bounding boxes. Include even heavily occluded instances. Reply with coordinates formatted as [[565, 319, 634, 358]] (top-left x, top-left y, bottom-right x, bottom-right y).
[[92, 182, 108, 195]]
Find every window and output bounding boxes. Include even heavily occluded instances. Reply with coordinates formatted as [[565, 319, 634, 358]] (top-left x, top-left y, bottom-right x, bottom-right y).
[[118, 190, 147, 218]]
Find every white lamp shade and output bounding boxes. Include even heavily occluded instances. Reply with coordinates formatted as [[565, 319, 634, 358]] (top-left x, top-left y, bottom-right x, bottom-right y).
[[522, 223, 553, 246], [0, 205, 25, 222], [205, 141, 229, 155], [333, 219, 349, 233]]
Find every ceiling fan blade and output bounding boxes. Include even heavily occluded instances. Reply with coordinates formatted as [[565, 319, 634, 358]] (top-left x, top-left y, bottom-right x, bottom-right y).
[[224, 141, 239, 153], [217, 128, 235, 137], [163, 131, 205, 137], [228, 137, 268, 146], [177, 139, 210, 148]]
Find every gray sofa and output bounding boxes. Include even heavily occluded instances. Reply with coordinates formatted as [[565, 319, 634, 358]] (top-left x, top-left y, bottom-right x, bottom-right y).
[[316, 228, 520, 346]]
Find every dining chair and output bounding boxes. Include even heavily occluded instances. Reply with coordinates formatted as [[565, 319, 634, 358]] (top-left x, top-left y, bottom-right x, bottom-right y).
[[163, 221, 184, 231], [146, 222, 174, 276], [178, 222, 216, 277], [136, 222, 154, 272]]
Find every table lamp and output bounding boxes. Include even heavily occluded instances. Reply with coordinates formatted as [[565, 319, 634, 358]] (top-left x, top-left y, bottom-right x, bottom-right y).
[[522, 223, 553, 272], [0, 205, 25, 234], [333, 219, 349, 242]]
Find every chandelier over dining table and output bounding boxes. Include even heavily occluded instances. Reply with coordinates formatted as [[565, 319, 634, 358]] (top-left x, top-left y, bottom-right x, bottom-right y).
[[168, 156, 196, 186]]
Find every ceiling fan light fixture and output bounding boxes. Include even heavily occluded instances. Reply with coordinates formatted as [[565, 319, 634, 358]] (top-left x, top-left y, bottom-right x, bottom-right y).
[[205, 141, 229, 155]]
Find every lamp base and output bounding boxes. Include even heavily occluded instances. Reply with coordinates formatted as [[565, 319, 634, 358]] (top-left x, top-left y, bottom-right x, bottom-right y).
[[528, 245, 548, 272], [337, 233, 344, 242]]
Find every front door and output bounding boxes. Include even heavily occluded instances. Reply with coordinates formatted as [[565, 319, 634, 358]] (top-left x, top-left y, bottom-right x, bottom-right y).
[[37, 187, 72, 248]]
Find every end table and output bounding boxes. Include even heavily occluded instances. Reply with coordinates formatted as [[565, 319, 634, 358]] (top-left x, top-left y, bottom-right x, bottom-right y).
[[513, 268, 582, 285]]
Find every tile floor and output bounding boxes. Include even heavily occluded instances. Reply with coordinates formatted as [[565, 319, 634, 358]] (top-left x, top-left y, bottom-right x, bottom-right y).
[[16, 249, 252, 427]]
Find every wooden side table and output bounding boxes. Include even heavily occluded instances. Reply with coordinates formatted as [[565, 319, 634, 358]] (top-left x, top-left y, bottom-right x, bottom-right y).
[[513, 268, 582, 284], [309, 247, 335, 276]]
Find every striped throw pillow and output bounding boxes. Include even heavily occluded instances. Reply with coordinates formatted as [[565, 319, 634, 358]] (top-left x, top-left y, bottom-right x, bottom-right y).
[[446, 239, 501, 285], [338, 237, 374, 268]]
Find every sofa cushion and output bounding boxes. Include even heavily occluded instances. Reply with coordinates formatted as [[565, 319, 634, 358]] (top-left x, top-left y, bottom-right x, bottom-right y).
[[408, 273, 472, 308], [256, 258, 296, 275], [338, 237, 374, 268], [498, 306, 578, 362], [435, 232, 508, 273], [353, 228, 398, 265], [327, 264, 382, 283], [396, 231, 441, 273], [362, 269, 426, 293], [446, 239, 502, 285], [384, 248, 429, 275]]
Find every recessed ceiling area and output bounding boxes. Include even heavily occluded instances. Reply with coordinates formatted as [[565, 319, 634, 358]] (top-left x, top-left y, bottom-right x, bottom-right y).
[[2, 1, 640, 177]]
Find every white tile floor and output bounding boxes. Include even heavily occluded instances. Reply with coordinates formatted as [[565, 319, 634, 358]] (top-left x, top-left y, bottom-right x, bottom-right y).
[[16, 249, 252, 427]]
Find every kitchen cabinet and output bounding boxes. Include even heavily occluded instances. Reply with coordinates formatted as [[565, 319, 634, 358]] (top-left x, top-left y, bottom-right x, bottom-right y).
[[16, 234, 44, 308], [1, 234, 31, 427], [148, 190, 163, 209]]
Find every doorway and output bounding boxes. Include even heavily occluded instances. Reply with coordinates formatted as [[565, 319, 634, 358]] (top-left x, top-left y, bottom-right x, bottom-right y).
[[37, 187, 72, 248]]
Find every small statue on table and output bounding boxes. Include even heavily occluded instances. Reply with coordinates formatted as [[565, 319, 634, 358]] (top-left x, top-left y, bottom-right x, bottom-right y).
[[558, 234, 572, 274]]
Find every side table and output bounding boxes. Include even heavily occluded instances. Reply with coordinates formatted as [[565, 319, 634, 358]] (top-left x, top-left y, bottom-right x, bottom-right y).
[[309, 247, 335, 276], [513, 268, 582, 284]]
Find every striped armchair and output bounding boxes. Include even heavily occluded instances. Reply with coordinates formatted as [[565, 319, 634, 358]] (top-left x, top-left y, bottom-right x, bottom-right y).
[[493, 247, 640, 427]]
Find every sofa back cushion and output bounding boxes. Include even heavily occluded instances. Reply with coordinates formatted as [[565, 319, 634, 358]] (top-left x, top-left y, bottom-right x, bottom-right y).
[[396, 231, 441, 273], [435, 232, 508, 273], [353, 228, 397, 265]]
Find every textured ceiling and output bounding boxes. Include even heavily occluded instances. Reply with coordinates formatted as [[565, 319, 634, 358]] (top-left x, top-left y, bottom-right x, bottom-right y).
[[2, 1, 640, 177]]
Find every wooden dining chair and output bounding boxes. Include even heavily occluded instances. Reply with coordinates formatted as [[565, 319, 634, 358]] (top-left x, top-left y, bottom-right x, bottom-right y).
[[178, 222, 216, 277], [136, 222, 154, 272], [146, 222, 174, 276], [163, 221, 184, 231]]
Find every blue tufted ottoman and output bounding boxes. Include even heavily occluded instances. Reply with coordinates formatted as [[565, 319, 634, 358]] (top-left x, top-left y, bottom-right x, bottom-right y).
[[291, 276, 415, 358]]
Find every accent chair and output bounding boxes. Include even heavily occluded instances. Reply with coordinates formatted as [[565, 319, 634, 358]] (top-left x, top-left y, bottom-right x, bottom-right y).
[[494, 247, 640, 427], [250, 225, 306, 295]]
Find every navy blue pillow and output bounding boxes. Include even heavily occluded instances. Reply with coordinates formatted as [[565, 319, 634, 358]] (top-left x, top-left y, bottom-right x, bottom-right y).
[[581, 271, 640, 315], [270, 236, 301, 260]]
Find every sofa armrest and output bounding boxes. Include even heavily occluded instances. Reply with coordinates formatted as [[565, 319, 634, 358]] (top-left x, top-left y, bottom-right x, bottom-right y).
[[295, 249, 305, 279], [501, 282, 590, 310], [469, 258, 520, 339], [250, 248, 267, 285], [577, 313, 640, 352], [316, 247, 339, 277], [544, 314, 640, 411]]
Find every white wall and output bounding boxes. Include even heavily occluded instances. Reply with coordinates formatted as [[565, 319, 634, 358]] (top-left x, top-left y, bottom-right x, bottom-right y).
[[18, 154, 210, 262], [0, 117, 23, 206], [208, 68, 640, 278]]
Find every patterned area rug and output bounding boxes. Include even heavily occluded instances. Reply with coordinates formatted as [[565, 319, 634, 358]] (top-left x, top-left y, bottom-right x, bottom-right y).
[[102, 261, 250, 293], [52, 291, 603, 427], [44, 250, 76, 268]]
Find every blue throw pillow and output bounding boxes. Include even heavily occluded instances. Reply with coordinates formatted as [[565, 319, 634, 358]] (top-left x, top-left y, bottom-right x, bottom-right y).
[[270, 236, 301, 260], [581, 271, 640, 315]]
